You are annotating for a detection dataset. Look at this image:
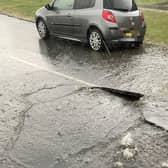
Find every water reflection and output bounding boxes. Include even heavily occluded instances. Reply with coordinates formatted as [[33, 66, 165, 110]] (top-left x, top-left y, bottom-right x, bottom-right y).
[[38, 37, 145, 67]]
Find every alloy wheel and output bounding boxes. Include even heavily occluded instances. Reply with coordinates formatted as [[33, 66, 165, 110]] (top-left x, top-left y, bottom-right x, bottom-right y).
[[37, 20, 47, 39], [89, 31, 102, 51]]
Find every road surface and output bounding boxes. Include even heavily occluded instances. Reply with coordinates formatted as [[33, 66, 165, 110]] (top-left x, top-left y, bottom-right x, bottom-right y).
[[0, 14, 168, 168]]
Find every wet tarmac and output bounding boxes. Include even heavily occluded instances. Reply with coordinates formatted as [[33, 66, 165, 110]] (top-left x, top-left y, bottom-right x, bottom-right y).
[[0, 14, 168, 168]]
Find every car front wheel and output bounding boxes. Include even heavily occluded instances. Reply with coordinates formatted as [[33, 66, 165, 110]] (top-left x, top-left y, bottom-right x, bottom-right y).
[[37, 19, 49, 39], [89, 29, 103, 51]]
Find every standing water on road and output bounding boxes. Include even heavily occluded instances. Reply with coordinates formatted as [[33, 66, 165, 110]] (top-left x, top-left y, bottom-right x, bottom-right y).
[[0, 14, 168, 168]]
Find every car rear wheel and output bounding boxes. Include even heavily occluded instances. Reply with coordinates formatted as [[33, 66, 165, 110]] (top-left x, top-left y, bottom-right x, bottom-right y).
[[37, 19, 49, 39], [89, 29, 103, 51]]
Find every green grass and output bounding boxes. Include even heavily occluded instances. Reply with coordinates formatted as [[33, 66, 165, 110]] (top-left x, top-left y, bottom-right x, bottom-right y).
[[0, 0, 49, 19], [0, 0, 168, 44], [136, 0, 167, 5], [143, 10, 168, 44]]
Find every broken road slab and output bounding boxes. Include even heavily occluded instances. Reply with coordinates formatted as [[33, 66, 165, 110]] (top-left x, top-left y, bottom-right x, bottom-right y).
[[142, 96, 168, 131]]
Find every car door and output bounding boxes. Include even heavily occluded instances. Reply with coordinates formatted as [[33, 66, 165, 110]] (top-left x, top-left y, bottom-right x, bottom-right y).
[[73, 0, 96, 41], [48, 0, 74, 37]]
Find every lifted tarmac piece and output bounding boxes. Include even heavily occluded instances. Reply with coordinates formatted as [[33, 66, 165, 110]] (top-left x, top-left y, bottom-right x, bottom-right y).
[[83, 87, 144, 101]]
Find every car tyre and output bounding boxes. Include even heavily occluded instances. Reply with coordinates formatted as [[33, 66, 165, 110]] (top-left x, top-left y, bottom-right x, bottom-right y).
[[88, 29, 104, 51], [37, 19, 49, 40]]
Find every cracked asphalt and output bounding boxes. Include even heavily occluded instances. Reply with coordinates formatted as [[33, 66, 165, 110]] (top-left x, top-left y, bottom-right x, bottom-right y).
[[0, 14, 168, 168]]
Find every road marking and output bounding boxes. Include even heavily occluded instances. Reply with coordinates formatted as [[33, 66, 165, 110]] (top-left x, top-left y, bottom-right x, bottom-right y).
[[10, 55, 143, 100], [10, 56, 96, 87]]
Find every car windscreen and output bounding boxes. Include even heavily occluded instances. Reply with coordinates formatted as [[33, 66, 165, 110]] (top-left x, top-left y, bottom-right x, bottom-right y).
[[103, 0, 138, 11]]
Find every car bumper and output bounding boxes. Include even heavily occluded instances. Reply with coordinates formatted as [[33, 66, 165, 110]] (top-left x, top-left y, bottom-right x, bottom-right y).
[[104, 25, 146, 45], [111, 36, 144, 43]]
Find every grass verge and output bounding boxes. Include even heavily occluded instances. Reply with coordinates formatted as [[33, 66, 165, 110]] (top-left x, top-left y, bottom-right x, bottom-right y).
[[143, 10, 168, 44], [136, 0, 167, 5], [0, 0, 49, 20]]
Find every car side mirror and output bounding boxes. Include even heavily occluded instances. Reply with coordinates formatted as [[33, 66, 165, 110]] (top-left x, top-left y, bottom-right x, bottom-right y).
[[45, 4, 53, 10]]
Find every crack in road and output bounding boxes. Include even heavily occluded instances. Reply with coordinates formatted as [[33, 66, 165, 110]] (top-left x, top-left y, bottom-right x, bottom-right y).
[[13, 104, 34, 148], [30, 87, 84, 104], [22, 84, 65, 97], [1, 86, 83, 162], [144, 117, 167, 131], [2, 104, 34, 160], [50, 119, 145, 168], [9, 155, 33, 168]]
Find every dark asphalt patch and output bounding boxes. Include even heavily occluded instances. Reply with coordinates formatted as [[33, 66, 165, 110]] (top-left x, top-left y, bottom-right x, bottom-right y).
[[89, 87, 144, 101]]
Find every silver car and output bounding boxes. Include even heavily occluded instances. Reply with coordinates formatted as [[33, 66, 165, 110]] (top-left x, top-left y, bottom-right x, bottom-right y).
[[35, 0, 146, 51]]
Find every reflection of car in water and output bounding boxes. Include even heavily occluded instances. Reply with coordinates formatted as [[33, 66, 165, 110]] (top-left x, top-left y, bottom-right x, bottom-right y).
[[35, 0, 146, 51]]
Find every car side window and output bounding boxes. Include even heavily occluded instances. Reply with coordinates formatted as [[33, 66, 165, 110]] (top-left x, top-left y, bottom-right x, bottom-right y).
[[53, 0, 74, 10], [74, 0, 95, 9]]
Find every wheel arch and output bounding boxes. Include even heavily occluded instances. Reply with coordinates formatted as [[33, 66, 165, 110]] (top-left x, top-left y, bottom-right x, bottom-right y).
[[87, 25, 104, 41], [35, 17, 47, 29], [87, 25, 105, 51]]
